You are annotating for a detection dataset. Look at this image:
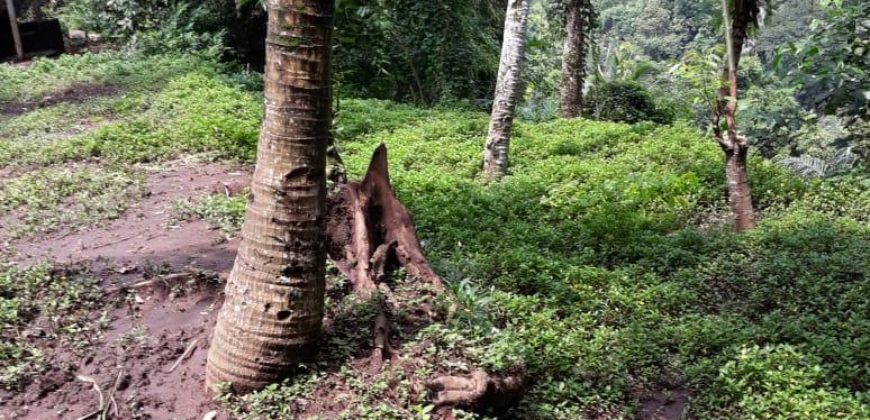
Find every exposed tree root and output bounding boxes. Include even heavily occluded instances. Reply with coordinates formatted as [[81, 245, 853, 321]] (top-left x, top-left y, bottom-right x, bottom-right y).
[[428, 370, 526, 411], [325, 144, 525, 413]]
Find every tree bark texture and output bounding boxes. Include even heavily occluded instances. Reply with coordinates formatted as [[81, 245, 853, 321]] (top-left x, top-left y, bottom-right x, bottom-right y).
[[206, 0, 334, 393], [483, 0, 531, 181], [560, 0, 587, 118], [715, 0, 757, 231]]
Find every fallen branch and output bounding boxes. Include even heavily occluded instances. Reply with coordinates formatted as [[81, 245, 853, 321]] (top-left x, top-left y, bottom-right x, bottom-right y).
[[368, 303, 393, 374], [104, 272, 194, 294], [428, 370, 526, 411]]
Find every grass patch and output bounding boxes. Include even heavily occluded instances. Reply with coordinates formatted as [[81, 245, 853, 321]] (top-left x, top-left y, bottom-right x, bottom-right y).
[[171, 191, 248, 238], [0, 52, 211, 102]]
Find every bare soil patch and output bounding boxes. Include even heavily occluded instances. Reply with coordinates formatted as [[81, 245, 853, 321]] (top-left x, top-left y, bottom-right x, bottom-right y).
[[2, 279, 226, 419], [638, 388, 690, 420], [1, 162, 250, 419], [10, 162, 250, 274]]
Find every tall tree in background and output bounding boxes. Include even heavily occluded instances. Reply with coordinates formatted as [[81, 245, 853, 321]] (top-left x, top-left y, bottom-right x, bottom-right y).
[[559, 0, 594, 118], [206, 0, 333, 392], [715, 0, 762, 231], [483, 0, 532, 180]]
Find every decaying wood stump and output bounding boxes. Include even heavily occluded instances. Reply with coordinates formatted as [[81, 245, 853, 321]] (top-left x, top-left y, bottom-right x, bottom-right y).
[[325, 144, 525, 414]]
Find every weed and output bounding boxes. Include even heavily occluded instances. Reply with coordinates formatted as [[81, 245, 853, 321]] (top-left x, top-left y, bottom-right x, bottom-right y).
[[0, 165, 145, 238], [0, 263, 106, 389]]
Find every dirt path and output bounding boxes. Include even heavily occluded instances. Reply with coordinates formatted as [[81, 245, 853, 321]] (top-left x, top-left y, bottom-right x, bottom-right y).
[[11, 162, 249, 275], [2, 162, 249, 419]]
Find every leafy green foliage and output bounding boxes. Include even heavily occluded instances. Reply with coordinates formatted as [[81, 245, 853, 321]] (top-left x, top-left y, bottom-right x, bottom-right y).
[[582, 81, 669, 123], [779, 0, 869, 122], [334, 0, 503, 105], [2, 52, 867, 417], [701, 345, 867, 418]]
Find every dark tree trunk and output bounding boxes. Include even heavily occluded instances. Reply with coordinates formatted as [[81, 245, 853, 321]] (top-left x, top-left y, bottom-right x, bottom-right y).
[[560, 0, 586, 118]]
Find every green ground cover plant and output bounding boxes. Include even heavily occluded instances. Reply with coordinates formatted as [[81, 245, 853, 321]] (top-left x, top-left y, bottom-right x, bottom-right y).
[[0, 52, 866, 417], [0, 263, 106, 389]]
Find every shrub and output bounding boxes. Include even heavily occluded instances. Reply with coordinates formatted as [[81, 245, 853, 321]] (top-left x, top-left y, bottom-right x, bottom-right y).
[[582, 81, 669, 124]]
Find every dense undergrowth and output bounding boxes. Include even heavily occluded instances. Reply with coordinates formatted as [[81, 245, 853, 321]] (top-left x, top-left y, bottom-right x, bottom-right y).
[[0, 53, 867, 418]]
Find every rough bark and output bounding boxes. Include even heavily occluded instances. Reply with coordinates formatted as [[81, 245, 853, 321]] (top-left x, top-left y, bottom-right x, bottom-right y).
[[483, 0, 531, 181], [206, 0, 334, 393], [327, 144, 444, 295], [714, 0, 757, 231], [560, 0, 586, 119], [725, 146, 755, 231]]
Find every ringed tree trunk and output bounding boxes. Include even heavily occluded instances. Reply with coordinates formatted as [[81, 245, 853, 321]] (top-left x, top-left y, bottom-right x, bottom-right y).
[[560, 0, 587, 119], [482, 0, 532, 181], [206, 0, 335, 393], [714, 0, 757, 231]]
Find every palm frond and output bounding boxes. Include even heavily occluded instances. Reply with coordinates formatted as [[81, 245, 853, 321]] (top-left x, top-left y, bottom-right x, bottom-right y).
[[777, 148, 858, 179]]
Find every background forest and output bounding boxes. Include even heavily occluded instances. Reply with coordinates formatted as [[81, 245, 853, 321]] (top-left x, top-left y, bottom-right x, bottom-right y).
[[1, 0, 868, 418]]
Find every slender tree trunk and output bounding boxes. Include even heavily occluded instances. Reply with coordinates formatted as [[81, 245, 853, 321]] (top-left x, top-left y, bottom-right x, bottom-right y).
[[715, 0, 756, 231], [560, 0, 586, 118], [725, 146, 755, 231], [482, 0, 531, 181], [206, 0, 334, 393]]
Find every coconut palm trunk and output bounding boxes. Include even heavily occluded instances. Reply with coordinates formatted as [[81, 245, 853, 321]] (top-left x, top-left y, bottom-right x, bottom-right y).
[[715, 0, 757, 231], [560, 0, 588, 118], [483, 0, 531, 180], [206, 0, 334, 393]]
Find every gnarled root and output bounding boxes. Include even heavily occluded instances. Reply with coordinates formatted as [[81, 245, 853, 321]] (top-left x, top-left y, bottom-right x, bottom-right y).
[[428, 370, 526, 411]]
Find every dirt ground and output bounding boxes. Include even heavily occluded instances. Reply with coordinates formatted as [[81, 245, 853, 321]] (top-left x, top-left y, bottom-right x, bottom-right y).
[[1, 163, 249, 420]]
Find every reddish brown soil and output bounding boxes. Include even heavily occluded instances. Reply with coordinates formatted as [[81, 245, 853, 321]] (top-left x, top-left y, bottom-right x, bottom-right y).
[[5, 281, 227, 420], [11, 162, 250, 272], [638, 388, 689, 420], [1, 162, 250, 419]]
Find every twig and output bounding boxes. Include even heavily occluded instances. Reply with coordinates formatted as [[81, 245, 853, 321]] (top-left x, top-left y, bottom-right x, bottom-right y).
[[102, 369, 124, 419], [75, 375, 104, 420], [104, 272, 193, 294], [88, 233, 141, 250], [163, 337, 200, 373]]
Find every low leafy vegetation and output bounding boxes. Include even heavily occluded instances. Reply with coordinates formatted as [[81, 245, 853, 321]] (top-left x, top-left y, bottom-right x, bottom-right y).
[[0, 165, 144, 238], [1, 52, 867, 417], [0, 263, 106, 389]]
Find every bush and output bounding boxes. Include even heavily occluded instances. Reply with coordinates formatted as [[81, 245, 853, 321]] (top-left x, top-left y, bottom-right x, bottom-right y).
[[55, 0, 229, 55], [582, 81, 669, 124], [3, 53, 867, 417]]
